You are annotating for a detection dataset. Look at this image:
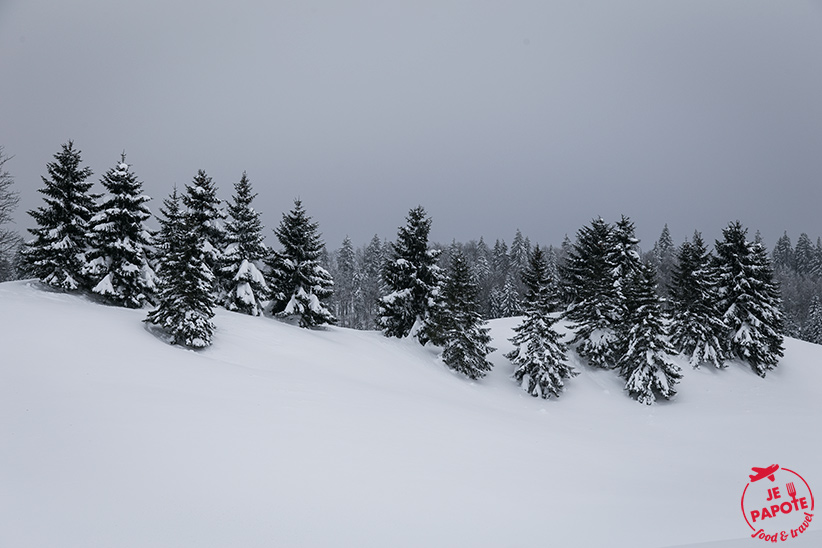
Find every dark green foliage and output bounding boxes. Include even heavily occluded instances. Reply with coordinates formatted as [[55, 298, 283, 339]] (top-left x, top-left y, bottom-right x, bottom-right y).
[[560, 217, 620, 368], [715, 221, 784, 376], [182, 170, 226, 291], [618, 264, 682, 405], [438, 250, 494, 379], [506, 247, 575, 398], [221, 172, 270, 315], [23, 141, 97, 290], [146, 188, 215, 348], [85, 154, 155, 308], [668, 231, 726, 368], [265, 199, 335, 327], [377, 206, 444, 343]]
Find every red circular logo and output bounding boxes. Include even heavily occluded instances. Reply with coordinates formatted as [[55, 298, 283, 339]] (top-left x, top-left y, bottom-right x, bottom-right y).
[[741, 464, 815, 542]]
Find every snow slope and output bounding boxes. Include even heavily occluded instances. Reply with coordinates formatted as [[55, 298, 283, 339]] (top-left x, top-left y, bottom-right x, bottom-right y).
[[1, 280, 819, 547]]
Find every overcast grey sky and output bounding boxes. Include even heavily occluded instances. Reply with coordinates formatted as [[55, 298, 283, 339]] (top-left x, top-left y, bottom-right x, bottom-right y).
[[2, 0, 822, 251]]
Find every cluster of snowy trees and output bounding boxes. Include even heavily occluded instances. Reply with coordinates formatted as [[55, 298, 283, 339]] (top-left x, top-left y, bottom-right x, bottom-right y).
[[367, 211, 783, 403], [770, 231, 822, 343], [560, 216, 783, 403], [19, 142, 789, 404], [21, 142, 335, 348]]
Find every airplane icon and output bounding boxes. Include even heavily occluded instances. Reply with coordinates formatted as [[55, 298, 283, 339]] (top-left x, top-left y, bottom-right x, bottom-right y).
[[749, 464, 780, 483]]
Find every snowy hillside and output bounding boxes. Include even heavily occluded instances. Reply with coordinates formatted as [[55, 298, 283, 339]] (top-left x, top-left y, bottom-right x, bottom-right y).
[[1, 280, 819, 547]]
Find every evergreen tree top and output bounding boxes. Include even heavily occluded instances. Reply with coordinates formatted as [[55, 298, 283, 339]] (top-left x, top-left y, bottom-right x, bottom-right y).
[[224, 172, 267, 261], [392, 206, 436, 263], [30, 141, 96, 225], [275, 198, 324, 261], [96, 153, 150, 208], [772, 231, 794, 271], [610, 215, 641, 278], [183, 170, 224, 222]]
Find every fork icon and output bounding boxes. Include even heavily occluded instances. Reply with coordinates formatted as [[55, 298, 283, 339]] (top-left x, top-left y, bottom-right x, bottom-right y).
[[787, 482, 797, 501]]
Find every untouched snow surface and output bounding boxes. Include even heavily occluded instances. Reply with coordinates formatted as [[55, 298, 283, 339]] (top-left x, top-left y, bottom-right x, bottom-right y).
[[1, 280, 819, 547]]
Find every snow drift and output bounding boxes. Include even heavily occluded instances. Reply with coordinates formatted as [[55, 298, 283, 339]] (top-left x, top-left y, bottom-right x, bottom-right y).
[[1, 280, 819, 547]]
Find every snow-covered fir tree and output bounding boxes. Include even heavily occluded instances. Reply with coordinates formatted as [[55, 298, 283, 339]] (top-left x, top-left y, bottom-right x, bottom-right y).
[[803, 295, 822, 345], [354, 234, 384, 329], [608, 215, 643, 297], [333, 235, 357, 327], [543, 245, 560, 293], [772, 232, 794, 272], [145, 187, 215, 348], [265, 199, 335, 327], [618, 263, 682, 405], [714, 221, 784, 376], [509, 229, 531, 298], [794, 233, 814, 276], [812, 237, 822, 279], [506, 246, 575, 398], [182, 170, 226, 295], [668, 231, 726, 368], [83, 154, 156, 308], [24, 141, 98, 291], [650, 224, 676, 299], [491, 238, 509, 280], [437, 249, 494, 379], [221, 172, 270, 315], [467, 237, 492, 318], [561, 217, 620, 368], [377, 206, 445, 344], [489, 273, 521, 318]]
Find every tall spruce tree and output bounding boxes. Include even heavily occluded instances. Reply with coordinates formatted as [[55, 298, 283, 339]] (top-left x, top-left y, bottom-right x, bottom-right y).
[[221, 172, 270, 315], [182, 170, 226, 294], [794, 233, 814, 276], [812, 238, 822, 279], [23, 141, 97, 290], [561, 217, 620, 368], [651, 224, 676, 299], [84, 154, 156, 307], [772, 232, 794, 272], [377, 206, 445, 344], [509, 229, 531, 297], [333, 236, 357, 327], [146, 187, 216, 348], [506, 246, 575, 398], [471, 236, 493, 318], [265, 199, 335, 327], [618, 263, 682, 405], [714, 221, 784, 376], [355, 234, 384, 329], [803, 295, 822, 345], [437, 249, 494, 379], [668, 231, 726, 368], [608, 215, 643, 297]]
